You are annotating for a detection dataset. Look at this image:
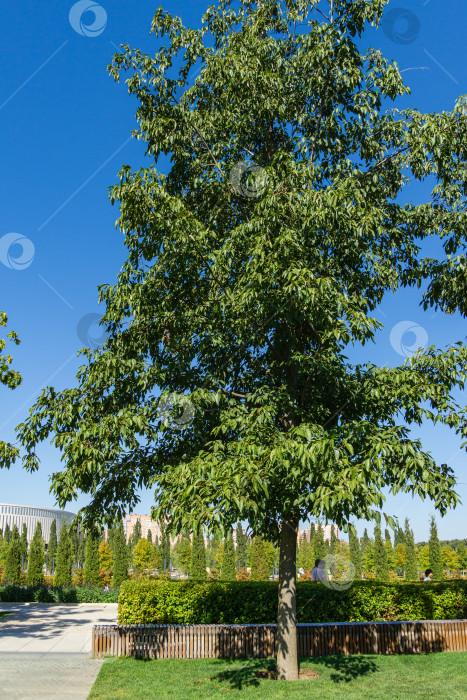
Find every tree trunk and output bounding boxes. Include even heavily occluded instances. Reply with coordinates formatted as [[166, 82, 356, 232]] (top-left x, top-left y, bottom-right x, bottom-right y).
[[276, 518, 299, 680]]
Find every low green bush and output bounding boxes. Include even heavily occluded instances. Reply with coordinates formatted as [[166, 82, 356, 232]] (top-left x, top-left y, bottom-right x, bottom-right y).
[[0, 585, 119, 603], [118, 580, 467, 625]]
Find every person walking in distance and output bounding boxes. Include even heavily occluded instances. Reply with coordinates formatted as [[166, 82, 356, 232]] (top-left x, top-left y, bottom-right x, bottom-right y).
[[311, 558, 327, 582]]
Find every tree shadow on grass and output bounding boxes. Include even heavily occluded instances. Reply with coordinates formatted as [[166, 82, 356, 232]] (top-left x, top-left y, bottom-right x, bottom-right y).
[[307, 654, 379, 683], [211, 657, 277, 690]]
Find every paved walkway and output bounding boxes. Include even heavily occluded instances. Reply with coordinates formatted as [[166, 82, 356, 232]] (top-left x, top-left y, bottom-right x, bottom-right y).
[[0, 603, 118, 699]]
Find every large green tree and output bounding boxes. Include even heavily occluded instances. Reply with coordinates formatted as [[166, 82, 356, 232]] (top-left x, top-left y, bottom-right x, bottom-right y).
[[12, 0, 467, 679]]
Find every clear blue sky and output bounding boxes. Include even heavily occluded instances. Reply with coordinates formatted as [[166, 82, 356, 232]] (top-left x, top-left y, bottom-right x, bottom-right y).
[[1, 0, 466, 542]]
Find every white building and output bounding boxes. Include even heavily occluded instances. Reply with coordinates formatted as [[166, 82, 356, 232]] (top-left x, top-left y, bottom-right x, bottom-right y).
[[0, 503, 76, 544]]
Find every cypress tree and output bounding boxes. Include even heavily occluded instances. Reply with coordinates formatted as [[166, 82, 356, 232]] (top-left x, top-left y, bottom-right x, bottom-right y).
[[361, 528, 370, 551], [99, 540, 114, 574], [221, 531, 236, 581], [3, 528, 21, 584], [54, 525, 73, 587], [107, 527, 115, 553], [27, 522, 45, 586], [250, 536, 273, 581], [4, 523, 11, 543], [404, 519, 418, 580], [147, 528, 153, 544], [190, 532, 207, 580], [84, 533, 100, 585], [130, 520, 142, 552], [394, 525, 405, 547], [77, 533, 86, 568], [384, 528, 394, 572], [69, 524, 80, 565], [174, 533, 192, 575], [429, 516, 444, 580], [330, 525, 338, 554], [315, 522, 326, 559], [349, 526, 362, 580], [374, 524, 389, 581], [20, 523, 28, 567], [297, 535, 314, 572], [47, 519, 58, 572], [235, 524, 247, 569], [160, 522, 171, 571], [112, 521, 128, 587]]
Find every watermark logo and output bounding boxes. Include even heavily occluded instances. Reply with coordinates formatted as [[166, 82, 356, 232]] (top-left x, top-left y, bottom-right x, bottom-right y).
[[382, 8, 420, 45], [390, 320, 428, 357], [229, 161, 268, 199], [77, 313, 108, 349], [0, 233, 35, 270], [69, 0, 107, 37], [157, 392, 194, 431], [322, 554, 356, 591]]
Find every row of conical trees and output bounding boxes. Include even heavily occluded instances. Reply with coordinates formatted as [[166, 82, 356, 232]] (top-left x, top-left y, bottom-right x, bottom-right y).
[[297, 516, 466, 580], [0, 518, 278, 586], [2, 514, 462, 587]]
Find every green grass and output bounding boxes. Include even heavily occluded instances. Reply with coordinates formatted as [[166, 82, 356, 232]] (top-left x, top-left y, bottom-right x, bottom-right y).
[[89, 652, 467, 699], [0, 612, 12, 620]]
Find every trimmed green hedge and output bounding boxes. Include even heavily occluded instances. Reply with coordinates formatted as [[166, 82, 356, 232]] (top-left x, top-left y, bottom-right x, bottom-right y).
[[0, 585, 119, 603], [118, 580, 467, 625]]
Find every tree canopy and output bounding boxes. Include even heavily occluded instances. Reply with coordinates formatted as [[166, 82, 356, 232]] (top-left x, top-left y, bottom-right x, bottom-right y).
[[7, 0, 467, 680]]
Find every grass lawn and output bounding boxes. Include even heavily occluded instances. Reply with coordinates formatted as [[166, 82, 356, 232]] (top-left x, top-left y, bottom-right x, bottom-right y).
[[0, 612, 12, 620], [89, 652, 467, 699]]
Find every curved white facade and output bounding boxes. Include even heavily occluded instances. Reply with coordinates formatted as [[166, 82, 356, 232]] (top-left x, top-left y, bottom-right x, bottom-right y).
[[0, 504, 76, 544]]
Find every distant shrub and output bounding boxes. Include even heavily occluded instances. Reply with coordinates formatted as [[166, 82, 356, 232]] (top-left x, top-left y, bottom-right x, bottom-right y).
[[0, 585, 119, 603]]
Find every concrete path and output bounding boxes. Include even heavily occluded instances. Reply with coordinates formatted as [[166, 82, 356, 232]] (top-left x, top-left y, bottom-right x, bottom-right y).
[[0, 603, 118, 699]]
